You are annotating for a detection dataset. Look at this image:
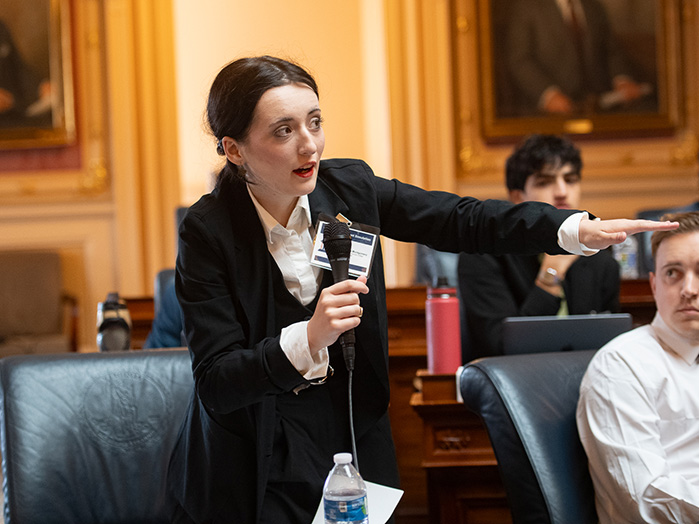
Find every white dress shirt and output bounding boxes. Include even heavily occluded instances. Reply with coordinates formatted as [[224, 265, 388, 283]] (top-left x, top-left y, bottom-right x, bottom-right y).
[[248, 184, 594, 383], [577, 313, 699, 523], [248, 187, 329, 381]]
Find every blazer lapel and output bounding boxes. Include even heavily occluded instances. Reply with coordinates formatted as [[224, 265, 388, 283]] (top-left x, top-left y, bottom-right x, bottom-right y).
[[224, 173, 350, 342], [308, 174, 350, 226], [309, 171, 390, 396], [220, 180, 276, 341]]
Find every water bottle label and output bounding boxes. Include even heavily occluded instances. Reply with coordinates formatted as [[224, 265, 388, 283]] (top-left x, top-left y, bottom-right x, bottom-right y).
[[324, 495, 368, 522]]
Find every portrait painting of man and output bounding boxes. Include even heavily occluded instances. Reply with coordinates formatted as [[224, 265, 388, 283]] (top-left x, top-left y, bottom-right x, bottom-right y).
[[489, 0, 659, 119], [0, 0, 74, 148]]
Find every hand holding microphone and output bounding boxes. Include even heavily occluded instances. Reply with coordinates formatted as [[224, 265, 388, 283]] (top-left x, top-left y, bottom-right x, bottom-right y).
[[307, 277, 367, 350], [306, 221, 367, 371]]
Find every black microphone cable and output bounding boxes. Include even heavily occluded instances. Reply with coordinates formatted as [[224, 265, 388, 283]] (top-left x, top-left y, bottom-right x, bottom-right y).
[[323, 220, 360, 473], [348, 367, 358, 473]]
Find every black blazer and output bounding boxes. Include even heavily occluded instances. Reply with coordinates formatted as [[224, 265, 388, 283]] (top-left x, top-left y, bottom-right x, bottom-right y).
[[167, 158, 576, 523]]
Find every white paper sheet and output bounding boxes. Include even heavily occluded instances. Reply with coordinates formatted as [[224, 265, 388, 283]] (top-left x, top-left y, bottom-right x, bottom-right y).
[[311, 481, 404, 524]]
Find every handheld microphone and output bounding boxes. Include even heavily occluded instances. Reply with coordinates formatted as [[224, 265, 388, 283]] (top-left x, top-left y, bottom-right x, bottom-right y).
[[323, 221, 356, 371]]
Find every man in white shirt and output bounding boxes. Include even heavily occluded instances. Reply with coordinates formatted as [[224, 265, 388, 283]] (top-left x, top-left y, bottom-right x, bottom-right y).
[[577, 211, 699, 523]]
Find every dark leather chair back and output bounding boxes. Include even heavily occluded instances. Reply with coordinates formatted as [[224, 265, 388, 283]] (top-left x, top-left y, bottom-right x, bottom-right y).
[[459, 350, 597, 524], [0, 349, 192, 524]]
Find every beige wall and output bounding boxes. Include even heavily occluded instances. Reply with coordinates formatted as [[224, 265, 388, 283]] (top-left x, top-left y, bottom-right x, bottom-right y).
[[173, 0, 393, 204]]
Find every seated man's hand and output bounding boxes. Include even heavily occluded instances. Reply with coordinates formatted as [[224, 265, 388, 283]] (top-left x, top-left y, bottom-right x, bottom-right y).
[[541, 253, 578, 279]]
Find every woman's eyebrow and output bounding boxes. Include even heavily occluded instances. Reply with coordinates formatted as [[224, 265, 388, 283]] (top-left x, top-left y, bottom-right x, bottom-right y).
[[268, 108, 321, 128]]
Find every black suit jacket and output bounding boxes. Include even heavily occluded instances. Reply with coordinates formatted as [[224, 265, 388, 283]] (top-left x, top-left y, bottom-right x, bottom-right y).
[[167, 158, 577, 523], [458, 249, 620, 360]]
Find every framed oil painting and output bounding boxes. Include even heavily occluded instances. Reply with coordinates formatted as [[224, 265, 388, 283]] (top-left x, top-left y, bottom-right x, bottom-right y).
[[476, 0, 681, 141], [0, 0, 75, 149]]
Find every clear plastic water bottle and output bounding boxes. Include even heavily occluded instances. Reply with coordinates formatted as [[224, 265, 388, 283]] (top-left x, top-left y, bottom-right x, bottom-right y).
[[323, 453, 369, 524], [612, 236, 639, 279]]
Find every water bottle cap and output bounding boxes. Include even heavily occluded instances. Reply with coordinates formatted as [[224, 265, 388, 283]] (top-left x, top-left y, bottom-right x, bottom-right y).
[[427, 286, 457, 299], [427, 276, 456, 298], [333, 452, 353, 464], [435, 276, 449, 287]]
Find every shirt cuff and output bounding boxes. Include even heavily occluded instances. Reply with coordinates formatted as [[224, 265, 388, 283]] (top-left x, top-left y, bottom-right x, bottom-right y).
[[280, 321, 329, 380], [558, 212, 600, 256]]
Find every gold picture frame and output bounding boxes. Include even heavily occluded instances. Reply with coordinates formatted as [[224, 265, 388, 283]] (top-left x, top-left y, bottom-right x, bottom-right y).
[[0, 0, 75, 149], [475, 0, 681, 142]]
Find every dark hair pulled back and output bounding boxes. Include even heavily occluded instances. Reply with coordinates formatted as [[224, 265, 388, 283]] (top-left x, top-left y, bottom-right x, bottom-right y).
[[206, 56, 319, 188]]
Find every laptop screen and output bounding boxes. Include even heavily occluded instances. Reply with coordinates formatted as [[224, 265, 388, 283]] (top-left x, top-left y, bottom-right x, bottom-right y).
[[501, 313, 634, 355]]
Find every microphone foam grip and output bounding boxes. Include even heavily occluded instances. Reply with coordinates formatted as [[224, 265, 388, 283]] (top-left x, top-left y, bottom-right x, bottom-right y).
[[323, 221, 352, 283], [323, 221, 352, 260]]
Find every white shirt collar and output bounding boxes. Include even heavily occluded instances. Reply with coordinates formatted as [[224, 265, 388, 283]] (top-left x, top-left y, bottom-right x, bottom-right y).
[[651, 312, 699, 365], [246, 185, 312, 242]]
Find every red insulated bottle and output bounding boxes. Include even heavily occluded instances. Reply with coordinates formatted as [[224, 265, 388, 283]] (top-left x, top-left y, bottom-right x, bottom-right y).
[[425, 277, 462, 374]]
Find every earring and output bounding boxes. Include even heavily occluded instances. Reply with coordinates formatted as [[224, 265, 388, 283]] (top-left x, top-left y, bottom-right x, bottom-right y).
[[240, 165, 253, 183]]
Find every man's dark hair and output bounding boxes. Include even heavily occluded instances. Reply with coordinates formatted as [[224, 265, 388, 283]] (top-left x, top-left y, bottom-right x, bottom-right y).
[[505, 134, 582, 191]]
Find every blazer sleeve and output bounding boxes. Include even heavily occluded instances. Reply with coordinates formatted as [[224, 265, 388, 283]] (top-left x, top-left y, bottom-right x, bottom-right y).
[[176, 201, 305, 415], [316, 159, 576, 256], [370, 172, 575, 256]]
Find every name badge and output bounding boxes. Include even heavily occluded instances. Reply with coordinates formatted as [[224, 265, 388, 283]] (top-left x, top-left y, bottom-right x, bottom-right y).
[[310, 213, 380, 278]]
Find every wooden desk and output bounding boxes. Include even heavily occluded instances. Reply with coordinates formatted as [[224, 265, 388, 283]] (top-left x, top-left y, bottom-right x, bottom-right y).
[[619, 278, 656, 326], [123, 296, 154, 349], [385, 287, 430, 524], [388, 286, 510, 524], [410, 372, 511, 524]]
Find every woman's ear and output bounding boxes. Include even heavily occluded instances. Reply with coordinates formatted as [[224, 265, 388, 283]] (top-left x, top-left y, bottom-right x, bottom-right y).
[[221, 137, 243, 165]]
